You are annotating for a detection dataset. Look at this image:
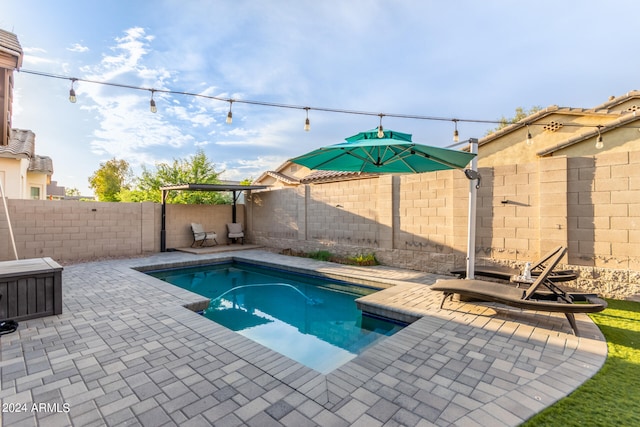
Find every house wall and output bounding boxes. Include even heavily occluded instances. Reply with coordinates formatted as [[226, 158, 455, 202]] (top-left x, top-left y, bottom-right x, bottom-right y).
[[0, 200, 244, 262], [0, 157, 28, 198], [555, 127, 640, 157], [249, 152, 640, 300], [478, 112, 640, 167], [26, 171, 48, 200]]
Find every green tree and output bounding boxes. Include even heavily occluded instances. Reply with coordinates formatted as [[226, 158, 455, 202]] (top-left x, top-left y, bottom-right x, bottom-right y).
[[487, 106, 543, 135], [88, 158, 132, 201], [65, 187, 81, 197], [120, 150, 230, 204]]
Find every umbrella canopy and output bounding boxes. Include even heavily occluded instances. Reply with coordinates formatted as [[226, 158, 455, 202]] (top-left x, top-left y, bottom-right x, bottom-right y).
[[290, 129, 476, 174]]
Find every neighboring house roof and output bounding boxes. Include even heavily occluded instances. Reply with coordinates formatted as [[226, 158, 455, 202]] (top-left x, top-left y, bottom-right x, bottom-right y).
[[536, 113, 640, 157], [592, 90, 640, 113], [254, 158, 379, 186], [0, 29, 23, 68], [29, 155, 54, 174], [300, 170, 377, 184], [478, 91, 640, 158], [478, 105, 626, 147], [253, 160, 304, 186], [261, 171, 300, 185], [0, 128, 53, 174], [0, 129, 35, 159]]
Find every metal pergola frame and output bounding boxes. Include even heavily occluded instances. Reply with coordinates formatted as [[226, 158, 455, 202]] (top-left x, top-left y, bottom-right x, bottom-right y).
[[159, 183, 269, 252]]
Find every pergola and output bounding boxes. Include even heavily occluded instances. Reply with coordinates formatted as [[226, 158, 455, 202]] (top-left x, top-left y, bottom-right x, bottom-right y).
[[159, 183, 269, 252]]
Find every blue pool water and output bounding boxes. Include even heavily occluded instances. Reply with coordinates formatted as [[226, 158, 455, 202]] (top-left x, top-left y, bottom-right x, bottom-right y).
[[148, 262, 404, 373]]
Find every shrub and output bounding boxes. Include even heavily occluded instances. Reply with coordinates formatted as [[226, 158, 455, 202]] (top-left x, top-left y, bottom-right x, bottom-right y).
[[307, 250, 333, 261]]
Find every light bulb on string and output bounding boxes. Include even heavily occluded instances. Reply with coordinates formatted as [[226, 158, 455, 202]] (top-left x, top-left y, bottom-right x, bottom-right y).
[[595, 126, 604, 149], [377, 114, 385, 138], [149, 90, 157, 113], [526, 124, 533, 145], [69, 79, 77, 103], [304, 107, 310, 131], [226, 100, 233, 124], [453, 120, 459, 142]]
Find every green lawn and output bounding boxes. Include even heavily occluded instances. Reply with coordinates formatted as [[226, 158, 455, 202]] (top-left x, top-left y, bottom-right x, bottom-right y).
[[522, 299, 640, 426]]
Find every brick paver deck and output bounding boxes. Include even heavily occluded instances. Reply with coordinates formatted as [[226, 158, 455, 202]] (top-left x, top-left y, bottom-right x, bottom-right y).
[[0, 249, 607, 426]]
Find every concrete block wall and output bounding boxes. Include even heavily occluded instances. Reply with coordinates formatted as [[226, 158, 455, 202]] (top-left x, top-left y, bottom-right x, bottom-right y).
[[566, 152, 640, 298], [306, 177, 381, 246], [0, 200, 241, 262], [0, 200, 160, 261], [248, 187, 302, 241], [251, 171, 471, 274]]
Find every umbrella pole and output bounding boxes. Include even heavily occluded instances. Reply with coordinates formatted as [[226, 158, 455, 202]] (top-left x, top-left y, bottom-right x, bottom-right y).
[[465, 138, 478, 279]]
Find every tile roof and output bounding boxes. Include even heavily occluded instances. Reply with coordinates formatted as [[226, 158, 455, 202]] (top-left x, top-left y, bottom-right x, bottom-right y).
[[263, 171, 300, 184], [592, 90, 640, 111], [300, 170, 378, 184], [0, 29, 23, 66], [29, 155, 53, 174], [0, 129, 35, 158]]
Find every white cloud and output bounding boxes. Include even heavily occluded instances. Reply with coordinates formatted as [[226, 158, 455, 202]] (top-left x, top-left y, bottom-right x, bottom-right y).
[[22, 47, 46, 54], [67, 43, 89, 53]]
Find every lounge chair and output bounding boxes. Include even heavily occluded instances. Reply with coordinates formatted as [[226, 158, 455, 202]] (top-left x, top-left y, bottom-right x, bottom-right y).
[[432, 247, 607, 335], [450, 246, 577, 283], [190, 223, 218, 247], [226, 223, 244, 244]]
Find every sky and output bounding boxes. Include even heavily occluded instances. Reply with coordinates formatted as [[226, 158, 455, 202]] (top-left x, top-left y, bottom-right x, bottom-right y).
[[3, 1, 640, 196]]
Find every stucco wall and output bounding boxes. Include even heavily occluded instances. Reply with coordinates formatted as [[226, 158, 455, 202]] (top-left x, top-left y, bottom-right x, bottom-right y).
[[0, 158, 27, 199]]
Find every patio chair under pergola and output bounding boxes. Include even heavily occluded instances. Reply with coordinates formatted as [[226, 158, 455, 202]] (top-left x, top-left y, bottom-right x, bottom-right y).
[[159, 183, 268, 252]]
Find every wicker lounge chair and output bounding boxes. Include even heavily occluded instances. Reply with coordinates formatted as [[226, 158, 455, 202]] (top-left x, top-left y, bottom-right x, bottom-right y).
[[432, 247, 607, 335], [190, 223, 218, 247], [449, 246, 577, 283]]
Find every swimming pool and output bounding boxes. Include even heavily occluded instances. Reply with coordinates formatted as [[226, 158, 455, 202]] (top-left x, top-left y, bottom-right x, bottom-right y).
[[148, 261, 404, 374]]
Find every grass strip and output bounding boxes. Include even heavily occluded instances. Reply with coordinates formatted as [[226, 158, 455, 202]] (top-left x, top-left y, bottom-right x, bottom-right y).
[[522, 298, 640, 426]]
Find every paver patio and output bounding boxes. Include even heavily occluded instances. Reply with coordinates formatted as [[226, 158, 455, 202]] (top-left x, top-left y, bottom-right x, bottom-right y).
[[0, 249, 607, 426]]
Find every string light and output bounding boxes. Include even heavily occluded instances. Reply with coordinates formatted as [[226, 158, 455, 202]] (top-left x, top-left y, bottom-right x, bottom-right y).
[[526, 124, 533, 145], [304, 107, 310, 131], [149, 90, 157, 113], [595, 126, 604, 149], [17, 68, 640, 135], [226, 100, 233, 124], [452, 119, 459, 142], [377, 114, 385, 138], [68, 79, 77, 103]]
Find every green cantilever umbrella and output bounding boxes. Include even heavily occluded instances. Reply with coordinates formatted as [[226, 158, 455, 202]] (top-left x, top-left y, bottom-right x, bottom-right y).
[[290, 129, 475, 173], [290, 128, 480, 278]]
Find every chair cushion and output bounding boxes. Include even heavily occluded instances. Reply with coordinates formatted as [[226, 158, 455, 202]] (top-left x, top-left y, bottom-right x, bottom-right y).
[[227, 223, 243, 233]]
